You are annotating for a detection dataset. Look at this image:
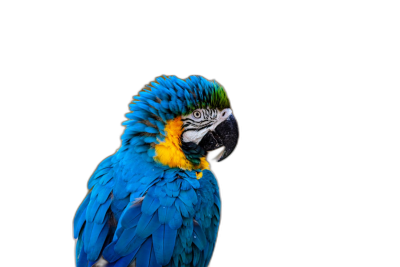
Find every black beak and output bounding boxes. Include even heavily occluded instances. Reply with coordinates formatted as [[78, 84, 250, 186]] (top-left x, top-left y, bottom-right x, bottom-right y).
[[198, 114, 239, 161]]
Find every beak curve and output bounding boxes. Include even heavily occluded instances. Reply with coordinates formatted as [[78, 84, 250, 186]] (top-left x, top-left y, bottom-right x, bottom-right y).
[[198, 114, 239, 162]]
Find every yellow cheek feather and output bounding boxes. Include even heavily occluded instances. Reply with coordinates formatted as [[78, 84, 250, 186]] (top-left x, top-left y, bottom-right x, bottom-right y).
[[154, 117, 209, 171]]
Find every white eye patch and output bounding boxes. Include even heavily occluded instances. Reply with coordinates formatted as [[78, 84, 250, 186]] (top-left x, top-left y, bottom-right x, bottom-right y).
[[181, 108, 232, 144]]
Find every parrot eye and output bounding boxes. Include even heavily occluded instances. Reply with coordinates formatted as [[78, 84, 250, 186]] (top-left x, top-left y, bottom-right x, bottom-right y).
[[193, 110, 201, 119]]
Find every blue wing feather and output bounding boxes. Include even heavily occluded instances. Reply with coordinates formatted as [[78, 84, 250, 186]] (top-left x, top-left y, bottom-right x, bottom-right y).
[[74, 204, 88, 238], [94, 197, 112, 223], [76, 250, 88, 267], [136, 212, 161, 238], [102, 242, 122, 263], [192, 220, 206, 250], [152, 224, 177, 265], [142, 195, 161, 215], [76, 147, 221, 267], [113, 247, 140, 267], [114, 227, 138, 254], [88, 222, 110, 260], [120, 202, 142, 228], [136, 237, 153, 267], [149, 244, 162, 267]]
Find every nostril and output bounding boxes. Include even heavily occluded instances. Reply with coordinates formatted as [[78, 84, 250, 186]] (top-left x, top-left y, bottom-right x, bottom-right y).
[[222, 112, 226, 117]]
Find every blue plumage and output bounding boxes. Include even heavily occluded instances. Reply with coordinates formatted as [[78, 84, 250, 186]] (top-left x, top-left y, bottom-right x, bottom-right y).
[[73, 75, 237, 267], [136, 237, 153, 266]]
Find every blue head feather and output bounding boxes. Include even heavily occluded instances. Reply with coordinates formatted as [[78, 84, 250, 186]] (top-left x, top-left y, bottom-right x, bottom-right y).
[[120, 75, 230, 164]]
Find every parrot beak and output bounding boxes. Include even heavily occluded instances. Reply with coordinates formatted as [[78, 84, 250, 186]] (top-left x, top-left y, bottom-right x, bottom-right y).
[[198, 114, 239, 162]]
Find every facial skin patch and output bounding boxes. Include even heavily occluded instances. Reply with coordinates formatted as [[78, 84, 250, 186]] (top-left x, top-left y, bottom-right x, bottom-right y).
[[181, 108, 232, 144]]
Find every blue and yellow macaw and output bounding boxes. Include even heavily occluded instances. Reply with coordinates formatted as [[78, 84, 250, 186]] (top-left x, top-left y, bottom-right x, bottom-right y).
[[73, 75, 239, 267]]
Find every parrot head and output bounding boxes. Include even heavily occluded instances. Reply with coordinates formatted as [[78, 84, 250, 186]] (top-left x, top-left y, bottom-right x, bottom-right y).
[[123, 75, 238, 171]]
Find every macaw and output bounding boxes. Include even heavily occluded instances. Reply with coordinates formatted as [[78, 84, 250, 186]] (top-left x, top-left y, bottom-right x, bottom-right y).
[[73, 75, 239, 267]]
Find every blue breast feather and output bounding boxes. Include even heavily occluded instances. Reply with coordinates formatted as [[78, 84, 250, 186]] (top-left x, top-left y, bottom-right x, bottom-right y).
[[74, 153, 220, 267]]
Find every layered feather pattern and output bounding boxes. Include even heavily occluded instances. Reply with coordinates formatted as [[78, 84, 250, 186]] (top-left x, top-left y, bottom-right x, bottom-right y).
[[100, 169, 220, 267], [74, 76, 224, 267]]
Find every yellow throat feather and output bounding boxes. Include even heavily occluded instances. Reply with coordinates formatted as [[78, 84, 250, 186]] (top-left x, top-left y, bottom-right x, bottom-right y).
[[153, 117, 209, 171]]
